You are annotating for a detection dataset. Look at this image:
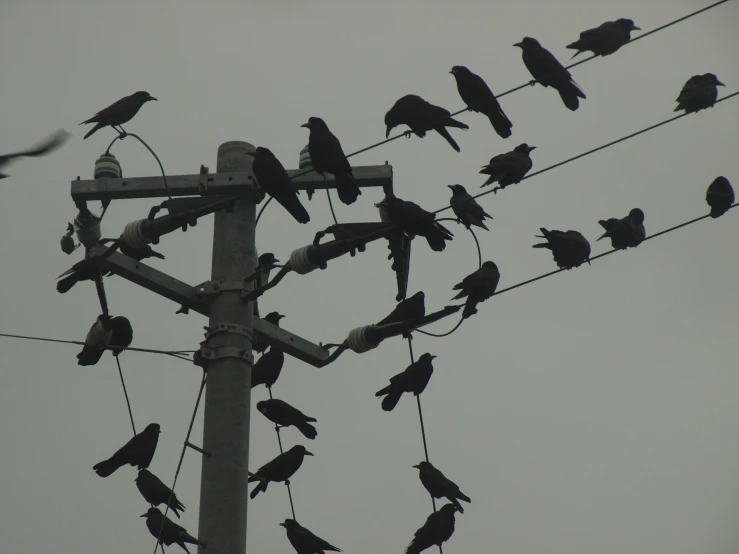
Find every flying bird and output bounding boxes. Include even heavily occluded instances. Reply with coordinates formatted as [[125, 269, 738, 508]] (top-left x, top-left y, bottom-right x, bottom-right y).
[[375, 353, 436, 412], [376, 193, 453, 252], [514, 37, 586, 111], [674, 73, 725, 114], [249, 146, 310, 224], [257, 399, 318, 440], [79, 91, 157, 139], [413, 461, 471, 514], [597, 208, 645, 249], [384, 94, 469, 152], [109, 316, 133, 356], [0, 129, 71, 179], [280, 519, 341, 554], [480, 144, 536, 191], [567, 18, 640, 58], [452, 261, 500, 319], [406, 504, 459, 554], [135, 469, 186, 518], [448, 184, 492, 230], [706, 176, 734, 218], [252, 347, 285, 389], [93, 422, 160, 477], [302, 117, 360, 205], [77, 314, 113, 366], [142, 507, 205, 554], [253, 311, 285, 354], [450, 66, 512, 138], [248, 445, 313, 499], [533, 228, 591, 269]]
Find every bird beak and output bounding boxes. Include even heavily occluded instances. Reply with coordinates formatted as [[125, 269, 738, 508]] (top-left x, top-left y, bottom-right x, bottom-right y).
[[513, 42, 523, 48], [279, 523, 286, 528], [528, 146, 537, 151], [447, 185, 454, 190], [278, 314, 286, 320], [140, 513, 148, 518], [149, 96, 158, 101], [385, 125, 392, 139], [717, 80, 725, 86], [430, 355, 437, 360], [631, 25, 641, 30], [300, 122, 311, 129], [412, 464, 421, 469], [304, 451, 314, 456]]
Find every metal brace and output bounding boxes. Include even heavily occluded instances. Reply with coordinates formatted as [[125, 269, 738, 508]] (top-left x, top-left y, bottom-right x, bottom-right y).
[[193, 345, 254, 368], [194, 279, 253, 300], [198, 164, 209, 194]]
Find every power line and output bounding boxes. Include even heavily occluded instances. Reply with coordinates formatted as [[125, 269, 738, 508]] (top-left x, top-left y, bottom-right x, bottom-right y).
[[267, 388, 298, 521], [114, 355, 137, 435]]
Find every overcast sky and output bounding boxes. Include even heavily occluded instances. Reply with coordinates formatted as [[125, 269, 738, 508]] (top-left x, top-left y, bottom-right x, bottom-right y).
[[1, 1, 738, 554]]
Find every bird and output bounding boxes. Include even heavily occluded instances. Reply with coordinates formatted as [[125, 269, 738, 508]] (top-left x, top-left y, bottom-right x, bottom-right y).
[[77, 314, 113, 366], [413, 461, 471, 514], [253, 311, 285, 354], [376, 192, 453, 252], [566, 18, 640, 58], [706, 176, 734, 218], [255, 253, 280, 288], [135, 469, 186, 518], [514, 37, 586, 111], [109, 315, 133, 356], [450, 66, 512, 139], [280, 519, 341, 554], [480, 143, 536, 191], [248, 445, 313, 499], [377, 291, 426, 327], [597, 208, 646, 249], [142, 507, 205, 554], [249, 146, 310, 224], [452, 261, 500, 319], [56, 260, 112, 294], [119, 243, 165, 261], [301, 117, 359, 205], [384, 94, 469, 152], [532, 228, 591, 269], [448, 184, 492, 230], [80, 91, 157, 139], [251, 347, 285, 389], [674, 73, 725, 114], [0, 129, 71, 179], [406, 504, 459, 554], [257, 399, 318, 440], [375, 353, 436, 412], [93, 422, 160, 477]]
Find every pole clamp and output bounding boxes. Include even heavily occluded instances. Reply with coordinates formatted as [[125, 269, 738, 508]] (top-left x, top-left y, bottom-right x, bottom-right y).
[[194, 279, 253, 300], [203, 322, 254, 341], [193, 345, 254, 368]]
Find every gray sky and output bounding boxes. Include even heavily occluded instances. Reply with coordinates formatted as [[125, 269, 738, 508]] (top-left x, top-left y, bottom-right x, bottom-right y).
[[1, 1, 738, 553]]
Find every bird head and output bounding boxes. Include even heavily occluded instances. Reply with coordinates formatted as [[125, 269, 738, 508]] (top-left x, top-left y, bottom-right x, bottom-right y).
[[264, 312, 286, 325], [301, 117, 325, 130], [280, 519, 298, 529], [705, 73, 725, 87], [440, 503, 459, 514], [295, 445, 314, 456], [412, 461, 430, 470], [419, 353, 437, 363], [144, 423, 162, 435], [515, 143, 536, 153], [513, 37, 539, 49], [617, 18, 640, 31], [384, 109, 400, 138], [629, 208, 645, 223], [141, 507, 160, 518], [256, 400, 269, 416], [135, 91, 158, 103], [449, 66, 468, 76], [134, 469, 149, 483], [448, 184, 466, 194], [481, 261, 499, 271], [258, 253, 279, 266]]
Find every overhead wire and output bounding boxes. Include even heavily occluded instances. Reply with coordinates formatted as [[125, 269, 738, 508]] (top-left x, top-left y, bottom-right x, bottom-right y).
[[114, 355, 137, 435], [267, 387, 298, 520]]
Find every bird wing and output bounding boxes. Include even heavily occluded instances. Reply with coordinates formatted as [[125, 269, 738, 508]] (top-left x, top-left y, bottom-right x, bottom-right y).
[[0, 129, 71, 160]]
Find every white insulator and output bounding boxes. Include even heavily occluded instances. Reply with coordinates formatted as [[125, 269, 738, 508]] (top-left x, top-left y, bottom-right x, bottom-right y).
[[346, 325, 379, 353], [94, 153, 122, 179], [299, 144, 312, 170], [122, 219, 150, 249], [289, 246, 319, 275], [74, 214, 101, 246]]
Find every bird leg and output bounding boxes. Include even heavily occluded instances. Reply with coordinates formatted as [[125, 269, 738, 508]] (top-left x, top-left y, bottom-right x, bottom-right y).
[[284, 479, 291, 486], [528, 79, 537, 87], [403, 130, 413, 139]]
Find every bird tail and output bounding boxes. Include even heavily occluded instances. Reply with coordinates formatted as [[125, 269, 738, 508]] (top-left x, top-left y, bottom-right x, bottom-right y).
[[450, 497, 465, 514], [77, 345, 106, 366], [335, 172, 361, 205], [486, 112, 513, 139], [425, 229, 451, 252], [445, 118, 469, 130], [557, 83, 583, 111], [462, 297, 480, 319], [434, 127, 462, 152], [92, 457, 120, 478], [457, 491, 471, 503], [282, 197, 311, 224], [149, 251, 166, 260], [532, 228, 552, 248], [170, 498, 186, 518], [83, 123, 104, 140], [296, 421, 318, 440], [381, 391, 403, 411], [57, 273, 80, 294], [249, 479, 268, 499]]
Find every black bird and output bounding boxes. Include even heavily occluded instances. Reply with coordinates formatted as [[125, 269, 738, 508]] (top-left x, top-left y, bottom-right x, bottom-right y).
[[674, 73, 725, 114], [375, 353, 436, 412], [119, 243, 165, 261], [706, 176, 734, 218], [452, 261, 500, 319], [301, 117, 360, 205], [480, 143, 536, 191], [377, 291, 426, 327], [77, 314, 113, 366], [533, 228, 591, 269], [567, 18, 640, 58], [109, 315, 133, 356], [280, 519, 341, 554], [450, 66, 512, 139], [257, 399, 318, 440], [80, 91, 157, 139], [413, 461, 471, 514], [249, 146, 310, 224], [251, 347, 285, 389], [376, 193, 453, 252], [406, 504, 459, 554], [135, 469, 186, 518], [248, 445, 313, 499], [0, 129, 70, 179], [514, 37, 586, 111], [253, 311, 285, 354], [597, 208, 645, 249], [56, 260, 112, 294], [93, 422, 160, 477], [384, 95, 469, 152], [448, 184, 492, 231], [256, 253, 280, 288], [142, 507, 205, 554]]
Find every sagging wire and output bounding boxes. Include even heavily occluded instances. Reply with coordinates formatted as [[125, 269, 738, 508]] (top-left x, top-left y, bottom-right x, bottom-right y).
[[268, 387, 298, 520]]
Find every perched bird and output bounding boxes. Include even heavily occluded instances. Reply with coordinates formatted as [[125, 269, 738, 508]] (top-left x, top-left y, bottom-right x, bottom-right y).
[[119, 243, 165, 261], [533, 228, 591, 269], [706, 176, 735, 218], [251, 347, 285, 389], [567, 18, 640, 58], [249, 147, 310, 224], [253, 311, 285, 354], [56, 260, 111, 294], [109, 316, 133, 356], [256, 253, 280, 288], [597, 208, 646, 249], [135, 469, 186, 518], [142, 507, 205, 554], [674, 73, 725, 114], [384, 95, 469, 152], [377, 291, 426, 327], [93, 422, 160, 477], [413, 461, 471, 514], [257, 399, 318, 440], [248, 445, 313, 499], [375, 353, 436, 412], [448, 184, 492, 231], [80, 91, 157, 139], [450, 66, 512, 139], [280, 519, 341, 554], [0, 129, 71, 179], [514, 37, 586, 111], [406, 504, 459, 554], [452, 261, 500, 319], [376, 193, 453, 252], [77, 314, 113, 366], [301, 117, 359, 205], [480, 144, 536, 191]]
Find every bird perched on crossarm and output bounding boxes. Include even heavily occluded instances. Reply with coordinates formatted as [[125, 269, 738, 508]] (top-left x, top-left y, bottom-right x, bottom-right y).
[[80, 91, 157, 139], [248, 146, 310, 224]]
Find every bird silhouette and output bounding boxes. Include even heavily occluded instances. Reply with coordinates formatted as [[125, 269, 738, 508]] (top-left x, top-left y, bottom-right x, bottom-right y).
[[413, 461, 471, 513], [674, 73, 725, 114], [533, 228, 591, 269], [280, 519, 341, 554], [597, 208, 645, 249], [77, 314, 113, 366], [257, 399, 318, 440], [80, 91, 157, 139], [135, 469, 186, 518], [452, 261, 500, 319], [142, 507, 205, 554], [406, 504, 459, 554], [567, 18, 640, 58], [376, 192, 453, 252], [448, 184, 492, 230], [302, 117, 359, 205], [93, 422, 160, 477], [248, 445, 313, 498], [249, 146, 310, 224], [706, 176, 734, 218], [385, 94, 469, 152], [0, 129, 70, 179], [375, 353, 436, 411], [450, 66, 512, 138], [480, 143, 536, 191]]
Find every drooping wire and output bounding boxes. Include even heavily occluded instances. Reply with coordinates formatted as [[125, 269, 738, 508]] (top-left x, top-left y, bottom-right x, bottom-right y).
[[256, 196, 273, 227], [107, 129, 172, 200], [114, 355, 137, 435], [415, 317, 464, 338], [268, 387, 298, 520], [325, 189, 339, 225]]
